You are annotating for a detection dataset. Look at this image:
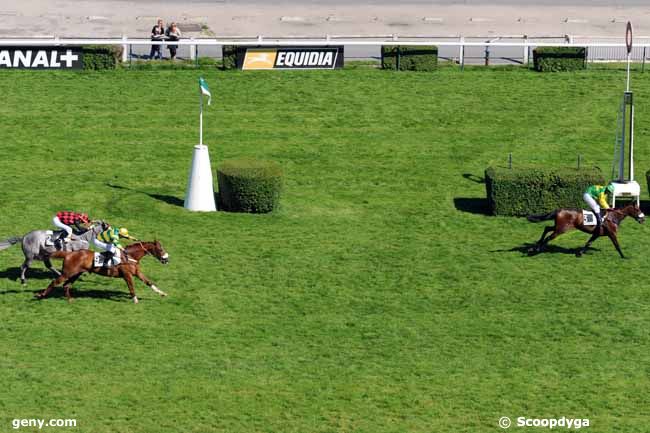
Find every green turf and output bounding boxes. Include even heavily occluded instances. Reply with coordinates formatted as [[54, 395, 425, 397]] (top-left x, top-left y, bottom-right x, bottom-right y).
[[1, 67, 649, 433]]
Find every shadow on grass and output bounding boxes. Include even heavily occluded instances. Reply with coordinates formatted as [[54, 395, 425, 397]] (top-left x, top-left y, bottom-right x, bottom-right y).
[[0, 287, 132, 302], [0, 285, 131, 302], [462, 173, 485, 184], [40, 288, 132, 302], [454, 198, 491, 215], [491, 242, 600, 256], [0, 267, 54, 282], [107, 183, 184, 208]]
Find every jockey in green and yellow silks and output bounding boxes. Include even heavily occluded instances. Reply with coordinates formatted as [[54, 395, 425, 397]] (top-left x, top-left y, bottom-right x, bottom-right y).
[[92, 226, 136, 262], [583, 183, 615, 229]]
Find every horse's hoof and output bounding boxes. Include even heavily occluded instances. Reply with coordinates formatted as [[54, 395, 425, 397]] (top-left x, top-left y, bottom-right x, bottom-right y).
[[575, 252, 582, 257], [21, 280, 26, 286], [132, 296, 139, 304]]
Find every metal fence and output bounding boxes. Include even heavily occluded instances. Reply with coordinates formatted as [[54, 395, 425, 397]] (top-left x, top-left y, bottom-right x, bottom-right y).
[[2, 35, 650, 66]]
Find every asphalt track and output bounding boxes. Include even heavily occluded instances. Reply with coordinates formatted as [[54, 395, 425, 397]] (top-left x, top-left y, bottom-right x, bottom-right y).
[[1, 1, 647, 63]]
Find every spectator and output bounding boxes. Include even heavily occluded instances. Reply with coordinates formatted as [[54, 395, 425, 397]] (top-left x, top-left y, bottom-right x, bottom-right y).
[[166, 22, 182, 60], [150, 19, 165, 60]]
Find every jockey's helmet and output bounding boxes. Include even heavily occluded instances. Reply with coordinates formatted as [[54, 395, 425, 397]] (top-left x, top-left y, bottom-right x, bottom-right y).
[[119, 228, 130, 237]]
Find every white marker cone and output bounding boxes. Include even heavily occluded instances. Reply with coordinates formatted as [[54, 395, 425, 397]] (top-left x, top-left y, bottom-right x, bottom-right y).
[[184, 144, 217, 212]]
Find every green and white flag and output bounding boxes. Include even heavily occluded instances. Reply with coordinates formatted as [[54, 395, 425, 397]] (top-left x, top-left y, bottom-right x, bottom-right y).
[[199, 77, 211, 105]]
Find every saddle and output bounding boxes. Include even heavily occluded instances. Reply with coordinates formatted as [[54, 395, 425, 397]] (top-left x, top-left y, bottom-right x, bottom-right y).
[[44, 230, 68, 247], [94, 251, 122, 268], [582, 210, 609, 227]]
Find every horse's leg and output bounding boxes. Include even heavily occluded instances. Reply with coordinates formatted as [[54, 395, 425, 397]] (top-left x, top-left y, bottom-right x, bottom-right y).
[[62, 273, 83, 302], [44, 257, 61, 278], [536, 226, 554, 245], [20, 258, 32, 285], [135, 268, 167, 297], [123, 272, 139, 304], [576, 231, 600, 257], [607, 232, 625, 259], [37, 274, 68, 299]]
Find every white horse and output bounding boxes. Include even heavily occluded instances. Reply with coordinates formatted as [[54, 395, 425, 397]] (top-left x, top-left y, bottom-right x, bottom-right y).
[[0, 221, 109, 285]]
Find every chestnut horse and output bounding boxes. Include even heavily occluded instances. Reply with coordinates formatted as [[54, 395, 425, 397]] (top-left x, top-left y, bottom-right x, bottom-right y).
[[37, 241, 169, 303], [527, 203, 645, 258]]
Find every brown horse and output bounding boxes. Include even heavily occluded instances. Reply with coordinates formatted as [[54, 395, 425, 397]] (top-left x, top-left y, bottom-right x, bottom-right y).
[[36, 241, 169, 303], [527, 203, 645, 258]]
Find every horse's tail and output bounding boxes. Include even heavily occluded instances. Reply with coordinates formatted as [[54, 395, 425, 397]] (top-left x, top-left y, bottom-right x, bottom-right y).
[[527, 210, 557, 223], [0, 236, 22, 251]]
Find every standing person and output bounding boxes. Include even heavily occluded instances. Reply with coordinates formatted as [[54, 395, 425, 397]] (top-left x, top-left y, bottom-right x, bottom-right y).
[[150, 19, 165, 60], [166, 22, 182, 60], [583, 183, 615, 230], [52, 211, 91, 242]]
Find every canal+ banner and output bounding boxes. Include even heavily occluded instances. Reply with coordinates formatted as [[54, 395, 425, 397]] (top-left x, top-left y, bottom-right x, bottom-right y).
[[239, 46, 344, 70], [0, 47, 83, 69]]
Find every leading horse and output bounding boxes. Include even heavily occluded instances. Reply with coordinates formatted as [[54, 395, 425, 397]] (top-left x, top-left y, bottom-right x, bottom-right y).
[[37, 240, 169, 303], [527, 203, 645, 258], [0, 221, 109, 284]]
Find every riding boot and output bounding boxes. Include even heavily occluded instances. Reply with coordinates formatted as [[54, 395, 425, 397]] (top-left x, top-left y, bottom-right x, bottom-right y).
[[595, 212, 603, 233], [54, 233, 63, 250]]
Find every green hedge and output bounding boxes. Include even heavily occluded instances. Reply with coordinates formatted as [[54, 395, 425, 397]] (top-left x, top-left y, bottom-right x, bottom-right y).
[[82, 45, 122, 70], [222, 45, 238, 70], [532, 47, 586, 72], [381, 46, 438, 71], [485, 166, 605, 216], [217, 159, 283, 213]]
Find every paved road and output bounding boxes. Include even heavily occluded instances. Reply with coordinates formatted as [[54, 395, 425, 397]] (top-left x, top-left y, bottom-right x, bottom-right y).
[[1, 0, 645, 63]]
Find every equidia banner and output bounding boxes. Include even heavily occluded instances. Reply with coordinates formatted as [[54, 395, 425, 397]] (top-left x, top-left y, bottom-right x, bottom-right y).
[[0, 47, 83, 69], [239, 47, 344, 70]]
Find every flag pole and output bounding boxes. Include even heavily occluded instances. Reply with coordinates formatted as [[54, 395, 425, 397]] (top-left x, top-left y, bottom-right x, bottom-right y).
[[199, 82, 203, 146]]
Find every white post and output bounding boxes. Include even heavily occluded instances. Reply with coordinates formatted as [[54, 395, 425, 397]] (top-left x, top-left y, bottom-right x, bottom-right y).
[[523, 35, 528, 65], [185, 85, 216, 212], [121, 35, 128, 63], [459, 35, 464, 65], [190, 37, 196, 60]]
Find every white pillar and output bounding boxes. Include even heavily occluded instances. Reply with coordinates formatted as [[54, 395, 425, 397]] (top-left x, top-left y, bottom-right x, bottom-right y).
[[459, 36, 464, 65], [190, 38, 196, 60], [121, 35, 128, 63], [523, 35, 528, 64], [184, 145, 217, 212]]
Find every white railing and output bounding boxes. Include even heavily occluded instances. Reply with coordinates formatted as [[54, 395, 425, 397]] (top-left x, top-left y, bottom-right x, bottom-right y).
[[2, 35, 650, 65]]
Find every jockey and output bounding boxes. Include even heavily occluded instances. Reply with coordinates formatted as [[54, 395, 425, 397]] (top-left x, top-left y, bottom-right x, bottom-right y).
[[52, 211, 91, 242], [93, 226, 137, 263], [583, 183, 615, 229]]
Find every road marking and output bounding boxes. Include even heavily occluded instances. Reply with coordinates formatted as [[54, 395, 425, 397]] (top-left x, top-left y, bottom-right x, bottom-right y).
[[280, 16, 306, 22], [564, 18, 589, 23]]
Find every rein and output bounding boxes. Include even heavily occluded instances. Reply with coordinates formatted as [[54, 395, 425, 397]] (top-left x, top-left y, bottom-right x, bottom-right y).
[[125, 241, 155, 263]]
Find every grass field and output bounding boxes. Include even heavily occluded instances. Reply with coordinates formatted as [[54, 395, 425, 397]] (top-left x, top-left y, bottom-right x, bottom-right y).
[[1, 65, 650, 433]]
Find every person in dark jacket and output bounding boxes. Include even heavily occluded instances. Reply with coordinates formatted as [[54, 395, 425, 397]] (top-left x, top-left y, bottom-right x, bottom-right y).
[[166, 22, 182, 60], [150, 19, 165, 59]]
